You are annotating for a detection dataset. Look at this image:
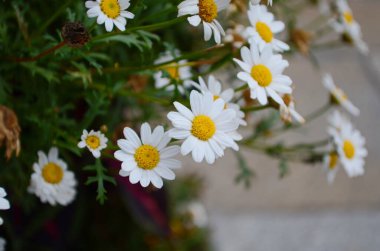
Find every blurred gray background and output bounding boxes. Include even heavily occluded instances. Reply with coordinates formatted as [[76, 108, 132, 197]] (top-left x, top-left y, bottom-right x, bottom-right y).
[[179, 0, 380, 250]]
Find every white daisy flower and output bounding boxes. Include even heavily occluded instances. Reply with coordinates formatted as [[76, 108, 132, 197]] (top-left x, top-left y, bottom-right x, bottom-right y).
[[85, 0, 135, 32], [154, 50, 192, 94], [329, 121, 367, 178], [331, 0, 368, 55], [327, 109, 349, 133], [0, 188, 10, 225], [167, 90, 241, 164], [178, 0, 230, 44], [28, 147, 77, 206], [190, 75, 247, 126], [323, 149, 340, 184], [322, 73, 359, 116], [114, 123, 181, 189], [250, 0, 272, 6], [279, 94, 305, 124], [234, 45, 292, 106], [245, 4, 289, 52], [78, 129, 108, 158], [224, 24, 249, 48]]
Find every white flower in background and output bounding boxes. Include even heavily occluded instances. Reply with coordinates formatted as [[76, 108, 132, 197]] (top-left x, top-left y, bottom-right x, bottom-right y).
[[329, 120, 367, 178], [167, 90, 241, 164], [322, 73, 359, 116], [0, 188, 10, 225], [234, 45, 292, 106], [224, 24, 249, 48], [85, 0, 135, 32], [190, 75, 247, 126], [114, 123, 181, 189], [0, 237, 5, 251], [327, 110, 349, 133], [246, 5, 289, 52], [178, 0, 230, 44], [331, 0, 368, 55], [279, 94, 305, 124], [323, 149, 340, 184], [154, 51, 192, 94], [28, 148, 77, 206], [78, 129, 108, 158]]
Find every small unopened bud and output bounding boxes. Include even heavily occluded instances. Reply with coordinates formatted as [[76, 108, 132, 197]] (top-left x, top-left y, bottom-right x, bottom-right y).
[[62, 22, 90, 48], [100, 125, 108, 133]]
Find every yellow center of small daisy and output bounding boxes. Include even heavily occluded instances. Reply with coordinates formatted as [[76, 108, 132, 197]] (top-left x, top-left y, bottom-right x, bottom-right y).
[[134, 145, 160, 170], [198, 0, 218, 23], [256, 22, 273, 43], [343, 11, 354, 24], [191, 115, 216, 141], [343, 140, 355, 159], [328, 152, 338, 170], [100, 0, 121, 19], [213, 95, 228, 109], [164, 65, 180, 79], [251, 64, 272, 87], [42, 162, 64, 184], [86, 135, 101, 150]]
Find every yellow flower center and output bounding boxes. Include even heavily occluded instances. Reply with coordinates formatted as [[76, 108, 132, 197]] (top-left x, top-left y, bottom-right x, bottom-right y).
[[100, 0, 121, 19], [343, 140, 355, 159], [328, 152, 338, 170], [251, 64, 272, 87], [198, 0, 218, 23], [256, 22, 273, 43], [86, 135, 101, 150], [134, 145, 160, 170], [164, 65, 180, 79], [331, 88, 348, 104], [191, 115, 216, 141], [343, 11, 354, 24], [42, 162, 64, 184]]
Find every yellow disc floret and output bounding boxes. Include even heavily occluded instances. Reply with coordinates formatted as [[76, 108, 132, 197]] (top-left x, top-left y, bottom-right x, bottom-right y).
[[343, 140, 355, 159], [191, 115, 216, 141], [100, 0, 121, 19], [42, 162, 64, 184], [343, 11, 354, 24], [86, 135, 101, 150], [164, 65, 180, 79], [256, 22, 273, 43], [134, 145, 160, 170], [198, 0, 218, 23], [328, 152, 339, 169], [251, 64, 272, 87]]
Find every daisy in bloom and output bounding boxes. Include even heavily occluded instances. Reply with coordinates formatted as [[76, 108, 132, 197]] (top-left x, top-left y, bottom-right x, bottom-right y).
[[224, 24, 249, 48], [78, 129, 108, 158], [0, 187, 10, 225], [178, 0, 230, 44], [329, 119, 367, 178], [167, 90, 241, 164], [114, 123, 181, 189], [245, 4, 289, 52], [327, 110, 349, 134], [279, 94, 305, 124], [234, 45, 292, 106], [323, 148, 340, 184], [322, 73, 359, 116], [85, 0, 135, 32], [154, 50, 192, 94], [190, 75, 247, 126], [331, 0, 368, 54], [28, 147, 77, 206]]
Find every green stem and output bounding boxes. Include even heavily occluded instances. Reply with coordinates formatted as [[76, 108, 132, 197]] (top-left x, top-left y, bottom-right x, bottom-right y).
[[242, 104, 271, 112], [234, 84, 248, 92]]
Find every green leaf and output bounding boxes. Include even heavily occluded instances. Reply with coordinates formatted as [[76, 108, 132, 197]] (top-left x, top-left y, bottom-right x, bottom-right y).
[[234, 151, 254, 188]]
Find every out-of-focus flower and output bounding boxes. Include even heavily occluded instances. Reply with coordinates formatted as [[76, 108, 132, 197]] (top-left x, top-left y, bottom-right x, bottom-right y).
[[279, 94, 305, 124], [28, 147, 77, 206], [322, 73, 359, 116], [154, 50, 192, 94], [291, 29, 313, 55], [181, 201, 208, 228], [78, 129, 108, 158], [0, 187, 10, 225], [61, 22, 90, 48], [0, 105, 21, 160], [224, 24, 249, 48], [246, 4, 289, 52], [178, 0, 230, 44], [323, 149, 340, 184], [0, 237, 5, 251], [114, 123, 181, 188], [234, 45, 292, 105], [85, 0, 135, 32], [327, 110, 349, 133], [167, 90, 241, 164]]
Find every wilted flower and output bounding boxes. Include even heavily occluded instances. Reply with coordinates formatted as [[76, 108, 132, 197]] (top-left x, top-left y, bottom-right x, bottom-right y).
[[0, 106, 21, 160], [61, 22, 90, 48]]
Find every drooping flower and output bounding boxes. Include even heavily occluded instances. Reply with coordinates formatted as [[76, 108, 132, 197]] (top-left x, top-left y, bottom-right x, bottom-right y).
[[190, 75, 247, 126], [114, 123, 181, 188], [78, 129, 108, 158], [28, 148, 77, 206], [167, 90, 241, 164], [154, 50, 192, 94], [85, 0, 135, 32], [279, 94, 305, 124], [245, 4, 289, 52], [178, 0, 230, 44], [322, 73, 359, 116], [234, 45, 292, 105], [0, 188, 10, 225]]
